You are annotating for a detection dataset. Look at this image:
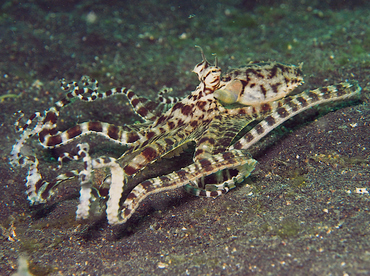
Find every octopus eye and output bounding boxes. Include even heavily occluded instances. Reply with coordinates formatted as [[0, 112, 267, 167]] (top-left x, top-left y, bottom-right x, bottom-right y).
[[214, 79, 243, 105], [214, 88, 239, 104]]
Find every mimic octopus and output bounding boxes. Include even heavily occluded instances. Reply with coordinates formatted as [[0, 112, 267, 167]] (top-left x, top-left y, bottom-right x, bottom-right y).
[[10, 48, 361, 225]]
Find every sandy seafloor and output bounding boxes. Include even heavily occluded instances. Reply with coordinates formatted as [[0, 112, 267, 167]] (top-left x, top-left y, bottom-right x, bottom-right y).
[[1, 0, 370, 275]]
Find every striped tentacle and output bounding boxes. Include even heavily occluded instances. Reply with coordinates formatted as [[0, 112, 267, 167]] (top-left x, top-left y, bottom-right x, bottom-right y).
[[11, 77, 131, 163], [14, 77, 99, 134], [188, 98, 285, 197], [10, 112, 47, 166], [156, 87, 182, 109], [118, 91, 221, 177], [126, 86, 182, 121], [66, 155, 127, 223], [75, 143, 94, 220], [194, 114, 254, 160], [185, 92, 302, 196], [114, 150, 256, 225], [39, 121, 149, 149], [185, 115, 255, 197], [23, 144, 87, 204], [189, 99, 281, 160], [231, 81, 361, 151], [121, 129, 194, 177], [34, 81, 185, 150], [90, 156, 125, 224], [183, 161, 254, 197], [60, 76, 133, 104]]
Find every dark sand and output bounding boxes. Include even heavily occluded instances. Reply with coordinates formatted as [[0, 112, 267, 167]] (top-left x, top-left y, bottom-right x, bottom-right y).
[[1, 1, 369, 275]]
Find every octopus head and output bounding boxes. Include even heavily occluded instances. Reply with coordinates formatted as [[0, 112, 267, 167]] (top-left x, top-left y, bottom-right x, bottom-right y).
[[193, 46, 221, 91]]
